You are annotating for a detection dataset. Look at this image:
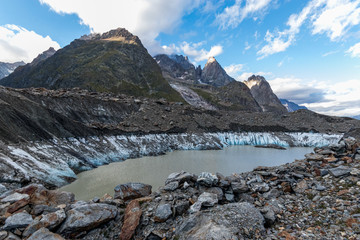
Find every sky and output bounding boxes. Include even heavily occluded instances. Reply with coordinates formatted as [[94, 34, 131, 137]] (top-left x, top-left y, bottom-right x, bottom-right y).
[[1, 0, 360, 117]]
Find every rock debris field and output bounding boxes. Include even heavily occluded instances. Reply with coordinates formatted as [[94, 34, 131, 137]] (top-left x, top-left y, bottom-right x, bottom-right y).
[[0, 137, 360, 239]]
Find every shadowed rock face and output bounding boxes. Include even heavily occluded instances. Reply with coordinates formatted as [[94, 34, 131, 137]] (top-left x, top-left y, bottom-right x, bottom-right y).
[[201, 57, 234, 87], [0, 28, 183, 102], [154, 54, 199, 84], [244, 75, 288, 114]]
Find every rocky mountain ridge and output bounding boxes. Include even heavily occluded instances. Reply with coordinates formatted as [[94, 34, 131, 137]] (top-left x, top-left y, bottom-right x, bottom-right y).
[[0, 28, 183, 102], [244, 75, 288, 114], [0, 61, 25, 80]]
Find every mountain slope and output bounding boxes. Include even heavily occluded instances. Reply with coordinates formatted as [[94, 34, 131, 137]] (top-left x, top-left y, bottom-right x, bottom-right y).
[[0, 61, 25, 79], [244, 75, 287, 114], [280, 99, 308, 112], [201, 57, 234, 87], [0, 28, 183, 102], [154, 54, 199, 84]]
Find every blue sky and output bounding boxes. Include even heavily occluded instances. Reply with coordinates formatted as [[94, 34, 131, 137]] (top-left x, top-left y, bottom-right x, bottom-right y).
[[1, 0, 360, 117]]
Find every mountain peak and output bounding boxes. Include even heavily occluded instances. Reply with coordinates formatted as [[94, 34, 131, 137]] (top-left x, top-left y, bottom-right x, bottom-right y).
[[207, 56, 217, 64], [80, 28, 141, 45], [244, 75, 287, 113], [202, 56, 234, 87]]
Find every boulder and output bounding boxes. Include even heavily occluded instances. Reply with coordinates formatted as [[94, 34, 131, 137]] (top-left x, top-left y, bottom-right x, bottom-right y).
[[163, 182, 179, 191], [114, 183, 152, 201], [154, 204, 172, 222], [305, 153, 324, 161], [27, 228, 64, 240], [23, 209, 66, 237], [165, 172, 196, 185], [329, 166, 351, 177], [1, 193, 29, 204], [119, 200, 142, 240], [231, 180, 249, 194], [197, 172, 218, 187], [3, 212, 33, 230], [59, 203, 117, 235], [189, 192, 218, 213], [177, 202, 265, 239], [294, 180, 309, 193]]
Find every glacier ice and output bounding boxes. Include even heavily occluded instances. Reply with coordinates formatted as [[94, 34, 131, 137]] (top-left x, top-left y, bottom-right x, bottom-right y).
[[0, 132, 343, 186]]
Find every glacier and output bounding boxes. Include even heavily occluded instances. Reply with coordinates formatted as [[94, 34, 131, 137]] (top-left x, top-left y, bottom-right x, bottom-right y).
[[0, 132, 342, 187]]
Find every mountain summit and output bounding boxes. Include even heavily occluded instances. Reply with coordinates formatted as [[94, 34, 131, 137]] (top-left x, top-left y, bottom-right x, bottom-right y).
[[0, 28, 183, 102], [201, 56, 234, 87], [244, 75, 287, 114]]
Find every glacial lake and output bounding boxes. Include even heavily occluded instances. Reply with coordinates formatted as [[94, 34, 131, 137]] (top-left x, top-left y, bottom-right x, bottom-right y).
[[60, 145, 313, 200]]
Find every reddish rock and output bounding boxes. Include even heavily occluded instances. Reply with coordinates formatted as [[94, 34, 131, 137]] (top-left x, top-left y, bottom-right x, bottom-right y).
[[7, 198, 29, 214], [119, 200, 142, 240]]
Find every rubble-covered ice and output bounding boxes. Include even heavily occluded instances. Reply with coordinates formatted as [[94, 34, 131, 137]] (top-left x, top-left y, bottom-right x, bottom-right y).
[[0, 132, 342, 187]]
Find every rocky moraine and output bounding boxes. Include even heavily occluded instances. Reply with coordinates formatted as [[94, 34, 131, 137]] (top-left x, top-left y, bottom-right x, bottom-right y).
[[0, 138, 360, 239]]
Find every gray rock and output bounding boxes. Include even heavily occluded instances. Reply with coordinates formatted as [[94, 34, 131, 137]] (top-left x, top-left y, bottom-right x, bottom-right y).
[[250, 182, 270, 193], [32, 205, 59, 216], [165, 172, 196, 185], [261, 207, 276, 225], [175, 200, 190, 216], [0, 185, 7, 196], [316, 185, 327, 191], [225, 193, 234, 202], [114, 182, 152, 201], [294, 180, 309, 193], [3, 212, 33, 230], [197, 172, 218, 187], [3, 232, 20, 240], [23, 209, 66, 237], [183, 181, 190, 189], [59, 203, 117, 235], [189, 192, 218, 213], [263, 189, 280, 199], [164, 181, 179, 191], [27, 228, 64, 240], [154, 204, 172, 222], [231, 180, 249, 194], [305, 153, 324, 161], [0, 231, 7, 240], [1, 193, 29, 204], [177, 202, 265, 239], [320, 169, 329, 176], [329, 166, 351, 177]]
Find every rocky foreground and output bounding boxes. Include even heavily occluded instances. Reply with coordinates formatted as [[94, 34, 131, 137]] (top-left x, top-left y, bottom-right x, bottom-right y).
[[0, 138, 360, 239]]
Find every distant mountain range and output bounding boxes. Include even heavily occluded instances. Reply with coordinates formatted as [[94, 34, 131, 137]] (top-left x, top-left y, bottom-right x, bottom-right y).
[[1, 27, 304, 114], [0, 61, 25, 79], [352, 115, 360, 120], [280, 99, 308, 112]]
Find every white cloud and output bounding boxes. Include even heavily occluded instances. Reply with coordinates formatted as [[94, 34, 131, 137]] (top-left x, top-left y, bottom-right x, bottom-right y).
[[224, 64, 244, 77], [39, 0, 204, 55], [0, 24, 60, 63], [312, 0, 360, 41], [257, 0, 360, 59], [224, 68, 273, 81], [322, 50, 339, 57], [163, 41, 223, 62], [268, 76, 360, 116], [216, 0, 271, 29], [347, 42, 360, 57]]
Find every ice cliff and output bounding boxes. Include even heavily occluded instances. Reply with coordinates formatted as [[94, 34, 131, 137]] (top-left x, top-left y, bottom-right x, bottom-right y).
[[0, 132, 342, 187]]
